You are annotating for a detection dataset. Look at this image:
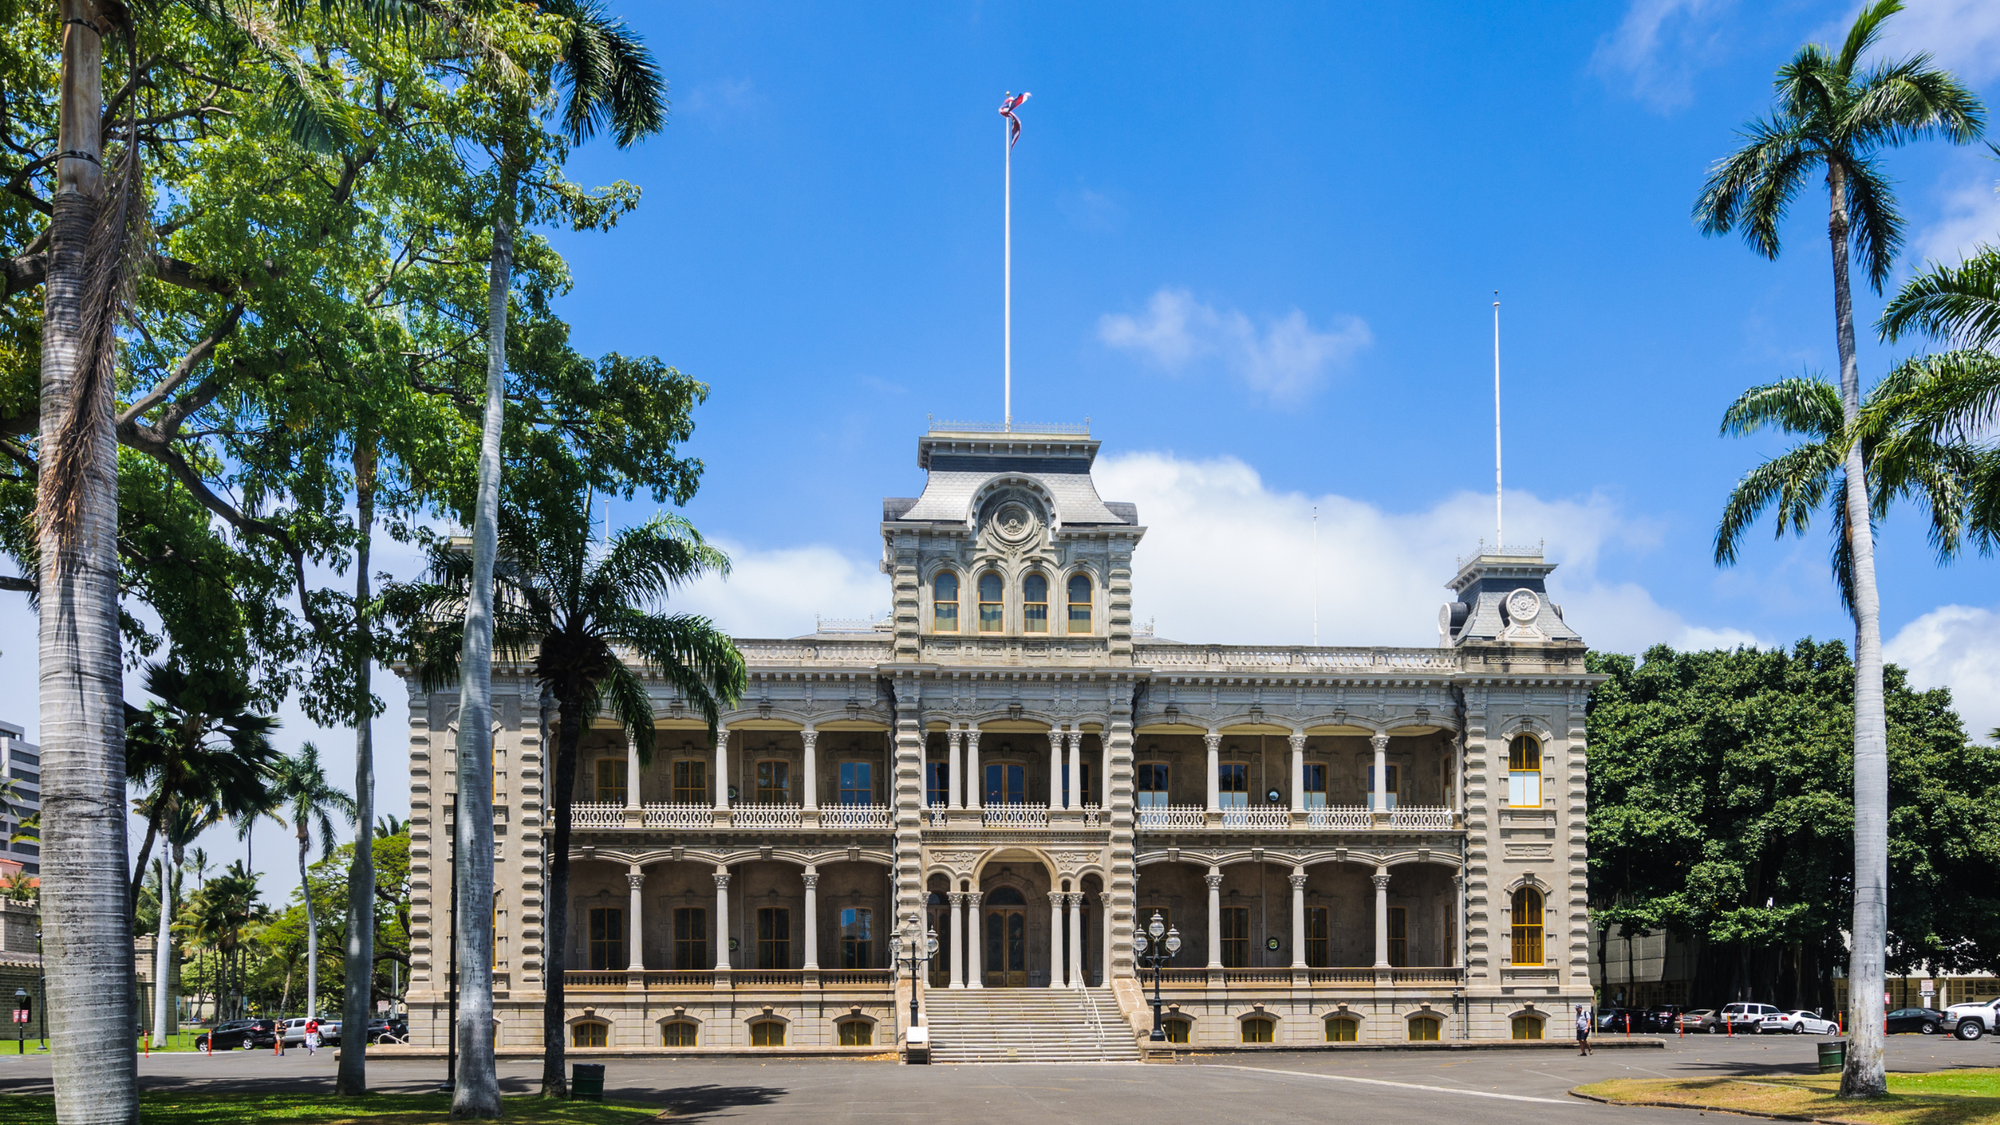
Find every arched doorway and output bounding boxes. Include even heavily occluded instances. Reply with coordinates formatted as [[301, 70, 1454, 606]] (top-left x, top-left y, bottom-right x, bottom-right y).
[[983, 886, 1029, 987]]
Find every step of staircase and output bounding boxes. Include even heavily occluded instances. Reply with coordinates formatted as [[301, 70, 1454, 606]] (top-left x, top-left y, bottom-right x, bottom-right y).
[[925, 987, 1142, 1063]]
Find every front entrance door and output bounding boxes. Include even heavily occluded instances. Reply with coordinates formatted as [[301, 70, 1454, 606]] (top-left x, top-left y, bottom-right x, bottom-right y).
[[982, 886, 1029, 987]]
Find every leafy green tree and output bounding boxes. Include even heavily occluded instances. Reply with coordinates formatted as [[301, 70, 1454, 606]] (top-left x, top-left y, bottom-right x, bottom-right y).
[[1693, 0, 1984, 1094], [1587, 642, 2000, 1010], [247, 744, 355, 1020]]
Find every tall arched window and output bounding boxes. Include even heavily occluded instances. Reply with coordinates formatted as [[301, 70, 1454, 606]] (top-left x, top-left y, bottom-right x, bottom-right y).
[[1022, 573, 1049, 633], [1511, 1014, 1543, 1040], [1511, 886, 1544, 966], [1508, 735, 1542, 807], [572, 1021, 608, 1048], [1067, 574, 1092, 633], [1408, 1016, 1440, 1041], [978, 573, 1004, 633], [933, 571, 959, 633]]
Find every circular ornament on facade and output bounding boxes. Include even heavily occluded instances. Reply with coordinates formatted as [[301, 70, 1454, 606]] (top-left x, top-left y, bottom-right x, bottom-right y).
[[987, 500, 1042, 548], [1438, 604, 1453, 631], [1505, 588, 1541, 622]]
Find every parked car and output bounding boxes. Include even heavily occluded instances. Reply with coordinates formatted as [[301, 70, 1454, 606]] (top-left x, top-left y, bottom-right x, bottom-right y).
[[193, 1018, 279, 1051], [366, 1017, 408, 1044], [1762, 1010, 1838, 1035], [1646, 1006, 1686, 1033], [278, 1017, 342, 1047], [1679, 1009, 1721, 1034], [1719, 1003, 1784, 1032], [1596, 1007, 1642, 1032], [1887, 1007, 1949, 1035], [1947, 999, 2000, 1040]]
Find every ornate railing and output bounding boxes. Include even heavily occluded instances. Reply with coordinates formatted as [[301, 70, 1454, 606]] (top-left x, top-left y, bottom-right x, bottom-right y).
[[642, 803, 713, 829], [567, 969, 894, 992], [1391, 967, 1465, 985], [928, 419, 1090, 435], [1135, 643, 1460, 672], [984, 803, 1049, 829], [1155, 969, 1210, 985], [732, 638, 891, 666], [732, 804, 802, 829], [730, 970, 805, 988], [1219, 805, 1290, 830], [820, 803, 892, 830], [1137, 805, 1207, 832], [641, 970, 714, 989], [920, 636, 1110, 665], [571, 803, 624, 829], [565, 971, 630, 990], [1306, 806, 1373, 830], [1309, 968, 1377, 984], [926, 809, 950, 828], [1389, 806, 1454, 830], [1221, 968, 1296, 985], [818, 969, 896, 988], [1080, 804, 1102, 828]]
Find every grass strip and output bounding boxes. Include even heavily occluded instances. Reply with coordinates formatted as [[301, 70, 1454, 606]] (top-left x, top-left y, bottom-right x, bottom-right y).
[[0, 1092, 664, 1124], [1575, 1069, 2000, 1125]]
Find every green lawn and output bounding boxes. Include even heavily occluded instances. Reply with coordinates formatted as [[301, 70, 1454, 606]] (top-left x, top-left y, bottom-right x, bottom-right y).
[[1577, 1068, 2000, 1124], [0, 1094, 662, 1124]]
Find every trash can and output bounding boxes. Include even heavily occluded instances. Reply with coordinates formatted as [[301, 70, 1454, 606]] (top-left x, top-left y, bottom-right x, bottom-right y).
[[1817, 1040, 1846, 1074], [571, 1062, 605, 1101]]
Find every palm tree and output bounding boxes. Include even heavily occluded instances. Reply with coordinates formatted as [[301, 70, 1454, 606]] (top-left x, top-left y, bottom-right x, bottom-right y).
[[375, 815, 408, 839], [339, 435, 379, 1095], [1694, 0, 1984, 1095], [399, 493, 741, 1097], [249, 744, 356, 1020], [448, 6, 665, 1113]]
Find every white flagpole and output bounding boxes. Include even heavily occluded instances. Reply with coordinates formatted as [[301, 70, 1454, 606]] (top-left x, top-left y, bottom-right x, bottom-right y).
[[1310, 505, 1319, 647], [1004, 106, 1013, 432], [1492, 293, 1502, 550]]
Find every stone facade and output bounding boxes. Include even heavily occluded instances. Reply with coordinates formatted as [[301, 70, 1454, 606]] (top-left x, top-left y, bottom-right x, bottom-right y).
[[403, 422, 1599, 1053]]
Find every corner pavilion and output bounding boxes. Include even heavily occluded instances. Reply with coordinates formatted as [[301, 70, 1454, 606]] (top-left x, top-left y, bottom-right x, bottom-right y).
[[401, 422, 1599, 1055]]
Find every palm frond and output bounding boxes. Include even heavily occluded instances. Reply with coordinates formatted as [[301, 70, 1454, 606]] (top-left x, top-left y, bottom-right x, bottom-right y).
[[1719, 376, 1845, 439], [1835, 0, 1901, 79], [1839, 154, 1905, 293], [1871, 349, 2000, 443], [1846, 57, 1987, 149], [1879, 248, 2000, 345], [607, 609, 746, 738], [541, 0, 667, 148], [1714, 443, 1843, 566], [598, 659, 657, 765], [595, 515, 731, 610], [269, 57, 358, 154], [1695, 117, 1815, 260]]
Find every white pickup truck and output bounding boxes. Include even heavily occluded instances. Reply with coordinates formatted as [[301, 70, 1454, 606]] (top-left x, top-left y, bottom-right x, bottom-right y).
[[1947, 999, 2000, 1040]]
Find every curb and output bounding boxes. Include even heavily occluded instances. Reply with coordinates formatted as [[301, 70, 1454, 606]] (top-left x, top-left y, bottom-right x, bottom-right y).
[[1567, 1087, 1870, 1124]]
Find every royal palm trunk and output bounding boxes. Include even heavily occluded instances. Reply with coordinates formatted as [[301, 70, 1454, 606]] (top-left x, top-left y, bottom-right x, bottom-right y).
[[539, 698, 583, 1097], [338, 439, 378, 1095]]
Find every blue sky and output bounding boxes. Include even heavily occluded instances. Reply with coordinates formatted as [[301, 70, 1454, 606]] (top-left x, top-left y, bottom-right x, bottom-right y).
[[12, 0, 2000, 900]]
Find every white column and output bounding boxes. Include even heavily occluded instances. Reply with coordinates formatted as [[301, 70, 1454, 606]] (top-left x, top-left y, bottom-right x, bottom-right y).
[[714, 867, 732, 970], [1066, 893, 1084, 988], [1205, 866, 1223, 968], [1289, 868, 1307, 969], [802, 727, 818, 810], [947, 728, 964, 810], [967, 892, 984, 988], [948, 893, 966, 988], [966, 731, 983, 811], [626, 734, 642, 811], [1373, 867, 1391, 968], [715, 725, 731, 808], [1067, 730, 1083, 809], [1288, 731, 1305, 813], [1204, 731, 1221, 812], [802, 867, 820, 970], [1452, 874, 1466, 969], [1371, 731, 1388, 813], [1048, 892, 1066, 987], [1450, 735, 1463, 813], [1099, 892, 1111, 986], [1048, 728, 1065, 809], [626, 866, 646, 971]]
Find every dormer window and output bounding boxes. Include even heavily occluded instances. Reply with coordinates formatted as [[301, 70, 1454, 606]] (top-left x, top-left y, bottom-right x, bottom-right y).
[[978, 573, 1004, 633], [1022, 574, 1049, 633], [933, 571, 960, 632], [1067, 574, 1092, 633]]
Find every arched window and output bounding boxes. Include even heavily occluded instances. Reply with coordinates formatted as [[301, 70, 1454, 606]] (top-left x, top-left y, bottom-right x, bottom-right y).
[[1241, 1017, 1275, 1043], [1067, 574, 1092, 633], [1161, 1017, 1191, 1043], [978, 573, 1004, 633], [1325, 1017, 1358, 1042], [1508, 734, 1542, 807], [1511, 887, 1544, 966], [838, 1020, 873, 1046], [661, 1021, 697, 1047], [572, 1021, 608, 1048], [750, 1020, 786, 1047], [1022, 573, 1049, 633], [933, 572, 960, 633], [1408, 1016, 1441, 1041], [1511, 1014, 1544, 1040]]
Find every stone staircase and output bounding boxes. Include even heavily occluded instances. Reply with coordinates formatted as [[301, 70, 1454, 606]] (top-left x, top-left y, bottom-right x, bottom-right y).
[[924, 987, 1143, 1063]]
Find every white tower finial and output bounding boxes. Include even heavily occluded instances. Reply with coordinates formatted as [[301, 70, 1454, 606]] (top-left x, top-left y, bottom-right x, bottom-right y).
[[1493, 292, 1502, 551]]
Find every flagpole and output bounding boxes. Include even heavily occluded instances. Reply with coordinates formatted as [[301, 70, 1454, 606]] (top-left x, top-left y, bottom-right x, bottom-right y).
[[1004, 109, 1012, 433], [1493, 292, 1502, 549]]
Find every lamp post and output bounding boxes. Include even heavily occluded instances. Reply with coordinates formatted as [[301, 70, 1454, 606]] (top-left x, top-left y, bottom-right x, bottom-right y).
[[888, 912, 939, 1032], [1131, 910, 1181, 1042]]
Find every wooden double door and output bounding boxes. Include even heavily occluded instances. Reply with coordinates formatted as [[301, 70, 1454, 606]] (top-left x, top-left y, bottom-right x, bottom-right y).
[[983, 886, 1029, 987]]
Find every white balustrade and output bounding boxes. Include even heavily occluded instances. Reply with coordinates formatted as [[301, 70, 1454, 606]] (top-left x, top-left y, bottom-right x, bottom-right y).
[[1389, 806, 1454, 830], [1080, 804, 1102, 828], [1306, 806, 1373, 830], [1132, 643, 1461, 672], [1137, 805, 1206, 832], [642, 803, 714, 829], [570, 803, 623, 829], [1219, 805, 1291, 830], [820, 803, 892, 830], [732, 804, 803, 829], [983, 803, 1049, 828]]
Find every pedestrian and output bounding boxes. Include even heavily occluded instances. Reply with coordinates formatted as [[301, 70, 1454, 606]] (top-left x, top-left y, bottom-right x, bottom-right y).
[[304, 1017, 319, 1056], [1576, 1006, 1592, 1056]]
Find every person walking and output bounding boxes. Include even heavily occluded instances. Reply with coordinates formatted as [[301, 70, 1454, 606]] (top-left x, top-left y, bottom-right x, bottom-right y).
[[304, 1017, 320, 1056], [1576, 1006, 1593, 1056]]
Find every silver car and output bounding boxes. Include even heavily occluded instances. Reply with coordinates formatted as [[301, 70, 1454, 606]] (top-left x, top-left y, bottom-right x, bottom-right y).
[[1761, 1009, 1838, 1035]]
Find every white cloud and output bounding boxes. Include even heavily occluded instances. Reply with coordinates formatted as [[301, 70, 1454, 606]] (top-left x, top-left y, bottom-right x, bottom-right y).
[[1916, 176, 2000, 267], [1590, 0, 1734, 112], [1886, 604, 2000, 742], [675, 539, 886, 639], [1097, 288, 1372, 402], [1875, 0, 2000, 85]]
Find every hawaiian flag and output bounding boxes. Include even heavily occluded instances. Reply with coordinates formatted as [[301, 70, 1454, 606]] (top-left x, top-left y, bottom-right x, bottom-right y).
[[999, 91, 1031, 148]]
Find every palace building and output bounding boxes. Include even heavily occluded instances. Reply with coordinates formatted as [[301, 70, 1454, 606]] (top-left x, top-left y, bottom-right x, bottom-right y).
[[401, 421, 1599, 1058]]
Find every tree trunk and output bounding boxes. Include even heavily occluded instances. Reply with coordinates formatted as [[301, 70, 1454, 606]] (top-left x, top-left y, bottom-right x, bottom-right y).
[[539, 695, 583, 1097], [1829, 164, 1890, 1100], [448, 148, 514, 1122], [337, 437, 377, 1095], [130, 815, 159, 907], [299, 827, 318, 1017], [152, 856, 172, 1041], [39, 0, 139, 1119]]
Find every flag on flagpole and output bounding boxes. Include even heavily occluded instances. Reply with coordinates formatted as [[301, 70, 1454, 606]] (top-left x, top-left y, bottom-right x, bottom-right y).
[[1000, 91, 1031, 148]]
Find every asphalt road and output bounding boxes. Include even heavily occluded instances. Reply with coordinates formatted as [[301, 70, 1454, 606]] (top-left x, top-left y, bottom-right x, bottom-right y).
[[0, 1032, 1992, 1124]]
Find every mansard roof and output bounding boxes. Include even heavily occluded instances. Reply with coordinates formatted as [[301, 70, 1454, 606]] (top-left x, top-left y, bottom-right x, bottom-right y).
[[885, 422, 1139, 528]]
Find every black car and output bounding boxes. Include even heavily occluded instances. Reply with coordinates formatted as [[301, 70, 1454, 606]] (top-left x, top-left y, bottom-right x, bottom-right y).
[[193, 1018, 279, 1051], [367, 1017, 408, 1044], [1887, 1007, 1949, 1035]]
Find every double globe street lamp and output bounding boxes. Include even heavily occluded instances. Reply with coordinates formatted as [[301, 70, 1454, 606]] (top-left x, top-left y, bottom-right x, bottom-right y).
[[1132, 910, 1182, 1041], [888, 912, 940, 1031]]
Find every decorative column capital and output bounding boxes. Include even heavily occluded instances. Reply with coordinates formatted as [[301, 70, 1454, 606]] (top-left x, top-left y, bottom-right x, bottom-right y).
[[1288, 731, 1307, 753], [1048, 892, 1066, 906], [1067, 729, 1083, 750], [1205, 873, 1224, 891], [802, 868, 819, 890], [1289, 873, 1307, 891], [965, 730, 981, 751], [948, 892, 965, 906], [1372, 872, 1391, 891], [801, 728, 818, 749], [1370, 731, 1389, 752], [1048, 728, 1064, 750], [967, 892, 982, 908], [1203, 730, 1221, 752], [948, 729, 963, 750], [714, 870, 731, 891], [627, 873, 645, 892]]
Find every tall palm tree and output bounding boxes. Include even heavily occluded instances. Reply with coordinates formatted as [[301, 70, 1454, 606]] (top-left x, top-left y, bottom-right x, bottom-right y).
[[339, 435, 379, 1096], [1694, 0, 1984, 1095], [399, 493, 741, 1097], [448, 6, 665, 1114], [250, 744, 356, 1020]]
